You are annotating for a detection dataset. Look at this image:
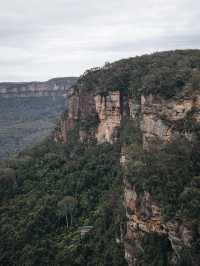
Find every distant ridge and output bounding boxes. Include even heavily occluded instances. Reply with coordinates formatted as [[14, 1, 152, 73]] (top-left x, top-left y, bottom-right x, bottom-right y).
[[0, 77, 78, 97]]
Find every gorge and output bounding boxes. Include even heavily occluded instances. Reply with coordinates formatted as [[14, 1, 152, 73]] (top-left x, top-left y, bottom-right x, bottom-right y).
[[0, 77, 77, 159]]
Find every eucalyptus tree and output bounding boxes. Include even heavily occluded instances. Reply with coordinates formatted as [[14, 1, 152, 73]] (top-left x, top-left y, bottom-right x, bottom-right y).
[[58, 196, 78, 228]]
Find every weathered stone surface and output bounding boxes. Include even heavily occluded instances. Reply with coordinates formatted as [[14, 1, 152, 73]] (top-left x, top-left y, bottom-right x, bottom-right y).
[[58, 90, 122, 144], [141, 93, 200, 147], [123, 176, 198, 266], [59, 86, 200, 147], [95, 91, 121, 143]]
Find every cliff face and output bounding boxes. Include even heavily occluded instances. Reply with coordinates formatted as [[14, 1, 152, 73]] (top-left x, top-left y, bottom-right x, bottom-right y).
[[56, 89, 122, 144], [127, 92, 200, 266], [95, 91, 122, 143], [58, 88, 200, 146], [57, 87, 200, 265], [141, 93, 200, 148], [123, 177, 197, 265], [56, 51, 200, 266], [0, 77, 77, 97]]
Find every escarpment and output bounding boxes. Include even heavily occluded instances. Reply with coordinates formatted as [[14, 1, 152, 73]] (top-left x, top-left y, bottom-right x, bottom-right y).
[[0, 77, 77, 97], [56, 83, 200, 149], [55, 89, 123, 143], [55, 50, 200, 265]]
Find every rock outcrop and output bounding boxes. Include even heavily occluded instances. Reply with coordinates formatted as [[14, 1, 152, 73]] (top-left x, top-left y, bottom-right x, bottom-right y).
[[95, 91, 121, 143], [58, 87, 200, 146], [56, 89, 122, 144], [141, 92, 200, 148], [123, 176, 198, 265]]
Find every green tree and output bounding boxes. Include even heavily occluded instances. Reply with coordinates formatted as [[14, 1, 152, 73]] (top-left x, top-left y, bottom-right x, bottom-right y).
[[58, 196, 78, 228]]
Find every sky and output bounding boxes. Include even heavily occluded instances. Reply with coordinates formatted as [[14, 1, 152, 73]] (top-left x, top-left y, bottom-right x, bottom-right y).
[[0, 0, 200, 81]]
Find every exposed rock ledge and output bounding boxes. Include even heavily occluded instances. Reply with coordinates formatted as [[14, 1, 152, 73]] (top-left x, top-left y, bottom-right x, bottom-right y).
[[141, 93, 200, 148], [124, 177, 197, 266], [56, 90, 123, 143], [57, 87, 200, 148]]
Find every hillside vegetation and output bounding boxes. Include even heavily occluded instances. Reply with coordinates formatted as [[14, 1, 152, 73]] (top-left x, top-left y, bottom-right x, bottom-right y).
[[0, 96, 66, 159], [79, 49, 200, 98], [0, 140, 126, 266]]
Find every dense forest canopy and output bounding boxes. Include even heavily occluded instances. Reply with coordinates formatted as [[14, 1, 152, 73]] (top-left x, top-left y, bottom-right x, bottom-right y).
[[0, 140, 126, 265], [78, 50, 200, 98]]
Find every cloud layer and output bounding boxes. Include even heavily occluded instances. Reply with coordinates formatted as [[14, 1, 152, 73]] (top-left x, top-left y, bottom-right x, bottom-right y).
[[0, 0, 199, 81]]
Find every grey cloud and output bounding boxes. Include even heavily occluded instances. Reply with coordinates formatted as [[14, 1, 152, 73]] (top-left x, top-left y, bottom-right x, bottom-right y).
[[0, 0, 199, 81]]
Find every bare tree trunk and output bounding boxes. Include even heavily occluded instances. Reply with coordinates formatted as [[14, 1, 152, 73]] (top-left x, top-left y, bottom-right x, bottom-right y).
[[66, 215, 69, 228], [70, 212, 73, 226], [120, 221, 123, 242]]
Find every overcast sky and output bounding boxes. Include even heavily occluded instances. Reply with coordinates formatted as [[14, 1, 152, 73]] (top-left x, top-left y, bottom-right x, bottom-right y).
[[0, 0, 199, 81]]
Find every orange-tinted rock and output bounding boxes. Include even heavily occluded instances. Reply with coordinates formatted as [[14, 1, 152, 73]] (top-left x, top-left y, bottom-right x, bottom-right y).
[[95, 91, 121, 143]]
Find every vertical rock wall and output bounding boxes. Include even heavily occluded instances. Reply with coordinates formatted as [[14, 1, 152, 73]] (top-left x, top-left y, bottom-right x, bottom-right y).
[[56, 86, 200, 266], [95, 91, 121, 143]]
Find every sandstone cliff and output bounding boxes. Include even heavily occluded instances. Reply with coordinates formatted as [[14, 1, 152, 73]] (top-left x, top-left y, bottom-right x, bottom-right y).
[[123, 173, 199, 265], [55, 50, 200, 265], [55, 89, 123, 144], [56, 87, 200, 148]]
